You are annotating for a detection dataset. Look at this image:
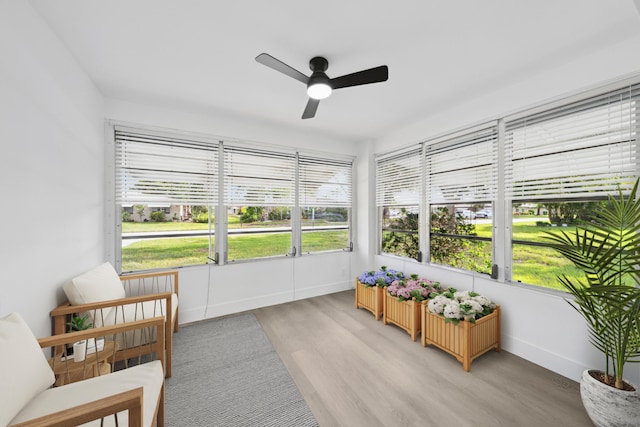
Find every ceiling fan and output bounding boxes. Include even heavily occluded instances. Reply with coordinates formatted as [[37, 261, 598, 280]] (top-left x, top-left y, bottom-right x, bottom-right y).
[[255, 53, 389, 119]]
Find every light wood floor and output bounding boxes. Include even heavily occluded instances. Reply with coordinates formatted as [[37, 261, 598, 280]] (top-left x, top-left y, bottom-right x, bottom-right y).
[[254, 290, 593, 427]]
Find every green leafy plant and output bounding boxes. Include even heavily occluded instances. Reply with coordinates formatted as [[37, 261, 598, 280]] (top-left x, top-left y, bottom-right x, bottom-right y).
[[545, 179, 640, 390], [150, 210, 167, 222], [66, 314, 93, 332]]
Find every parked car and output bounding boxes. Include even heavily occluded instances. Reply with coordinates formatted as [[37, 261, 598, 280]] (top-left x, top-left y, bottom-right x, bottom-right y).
[[475, 209, 492, 218], [456, 209, 475, 219], [315, 212, 345, 222]]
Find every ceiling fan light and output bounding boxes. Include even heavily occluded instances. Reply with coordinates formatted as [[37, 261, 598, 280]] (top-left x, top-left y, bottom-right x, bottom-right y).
[[307, 82, 332, 100]]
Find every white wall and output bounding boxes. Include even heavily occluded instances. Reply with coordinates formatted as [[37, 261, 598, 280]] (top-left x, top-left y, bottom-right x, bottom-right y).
[[0, 1, 105, 337], [367, 33, 640, 385], [104, 99, 360, 323]]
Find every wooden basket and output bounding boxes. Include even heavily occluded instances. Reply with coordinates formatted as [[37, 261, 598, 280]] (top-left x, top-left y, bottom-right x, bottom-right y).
[[382, 291, 421, 341], [355, 279, 384, 320], [421, 303, 501, 371]]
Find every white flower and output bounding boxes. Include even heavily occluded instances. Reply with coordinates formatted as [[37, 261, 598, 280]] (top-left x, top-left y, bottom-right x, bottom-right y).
[[443, 300, 461, 319], [472, 295, 492, 307], [428, 295, 448, 314], [454, 290, 471, 301], [428, 289, 496, 321], [460, 300, 484, 316]]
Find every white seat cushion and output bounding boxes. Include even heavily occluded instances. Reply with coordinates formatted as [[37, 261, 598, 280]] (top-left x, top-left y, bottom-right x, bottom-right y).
[[0, 313, 55, 426], [10, 360, 164, 427]]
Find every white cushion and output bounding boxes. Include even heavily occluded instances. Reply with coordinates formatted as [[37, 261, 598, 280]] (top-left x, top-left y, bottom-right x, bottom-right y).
[[0, 313, 55, 426], [63, 262, 126, 326], [10, 360, 164, 427], [63, 262, 126, 306]]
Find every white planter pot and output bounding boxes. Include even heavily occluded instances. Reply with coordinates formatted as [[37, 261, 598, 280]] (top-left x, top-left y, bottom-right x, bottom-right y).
[[73, 340, 87, 362], [580, 370, 640, 427]]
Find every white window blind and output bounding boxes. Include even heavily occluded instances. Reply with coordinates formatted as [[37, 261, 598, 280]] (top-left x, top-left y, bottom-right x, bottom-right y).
[[115, 129, 218, 204], [298, 155, 353, 207], [426, 125, 498, 203], [223, 145, 295, 206], [505, 84, 639, 200], [375, 146, 422, 206]]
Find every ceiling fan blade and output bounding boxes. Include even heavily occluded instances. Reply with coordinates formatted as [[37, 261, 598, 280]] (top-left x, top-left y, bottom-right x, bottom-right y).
[[255, 53, 309, 84], [302, 98, 320, 119], [330, 65, 388, 90]]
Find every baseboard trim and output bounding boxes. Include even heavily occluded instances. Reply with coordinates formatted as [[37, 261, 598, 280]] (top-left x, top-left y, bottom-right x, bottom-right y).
[[180, 281, 351, 325], [503, 335, 588, 382]]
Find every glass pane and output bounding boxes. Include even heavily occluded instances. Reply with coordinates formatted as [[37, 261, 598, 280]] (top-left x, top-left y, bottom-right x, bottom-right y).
[[511, 200, 613, 289], [121, 204, 213, 272], [122, 236, 212, 272], [227, 206, 291, 261], [430, 203, 492, 274], [430, 236, 492, 274], [381, 206, 419, 260], [511, 244, 583, 291], [301, 207, 349, 253]]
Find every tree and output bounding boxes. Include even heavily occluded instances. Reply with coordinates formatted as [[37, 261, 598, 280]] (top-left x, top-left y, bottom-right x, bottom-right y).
[[543, 200, 609, 225], [192, 205, 207, 216], [430, 207, 491, 274], [240, 206, 264, 223], [135, 205, 146, 222], [381, 207, 419, 260]]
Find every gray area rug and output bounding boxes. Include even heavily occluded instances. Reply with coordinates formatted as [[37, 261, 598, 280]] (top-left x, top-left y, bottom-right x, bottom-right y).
[[165, 313, 318, 427]]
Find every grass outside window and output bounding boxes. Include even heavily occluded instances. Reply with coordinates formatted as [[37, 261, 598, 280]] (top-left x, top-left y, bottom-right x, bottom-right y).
[[122, 214, 591, 292]]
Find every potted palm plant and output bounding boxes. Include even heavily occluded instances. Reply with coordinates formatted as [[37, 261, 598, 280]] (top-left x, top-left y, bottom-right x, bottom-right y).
[[546, 179, 640, 426]]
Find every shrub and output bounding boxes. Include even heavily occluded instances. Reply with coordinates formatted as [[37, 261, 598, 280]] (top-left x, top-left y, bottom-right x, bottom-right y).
[[150, 211, 166, 222], [192, 212, 209, 223], [122, 210, 133, 222]]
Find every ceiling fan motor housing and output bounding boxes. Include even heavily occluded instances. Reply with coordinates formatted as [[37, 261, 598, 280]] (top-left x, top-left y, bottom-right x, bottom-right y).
[[309, 56, 329, 72], [308, 57, 331, 88], [307, 57, 332, 98]]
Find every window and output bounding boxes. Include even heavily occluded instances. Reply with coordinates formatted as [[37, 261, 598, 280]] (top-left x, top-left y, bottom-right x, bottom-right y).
[[299, 155, 352, 253], [113, 127, 354, 272], [115, 128, 217, 272], [426, 126, 497, 274], [376, 147, 421, 260], [224, 145, 295, 261], [505, 83, 639, 289], [372, 77, 639, 290]]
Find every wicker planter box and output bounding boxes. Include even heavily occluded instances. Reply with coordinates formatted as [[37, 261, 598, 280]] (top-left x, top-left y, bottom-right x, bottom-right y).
[[355, 279, 384, 320], [383, 291, 421, 341], [421, 303, 501, 371]]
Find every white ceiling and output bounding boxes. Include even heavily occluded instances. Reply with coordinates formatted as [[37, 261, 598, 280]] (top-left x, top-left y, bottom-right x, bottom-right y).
[[29, 0, 640, 143]]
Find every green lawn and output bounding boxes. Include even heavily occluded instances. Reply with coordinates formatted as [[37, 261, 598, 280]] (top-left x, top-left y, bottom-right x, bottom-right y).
[[122, 217, 584, 292], [122, 237, 211, 271], [121, 230, 348, 272], [453, 219, 583, 290]]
